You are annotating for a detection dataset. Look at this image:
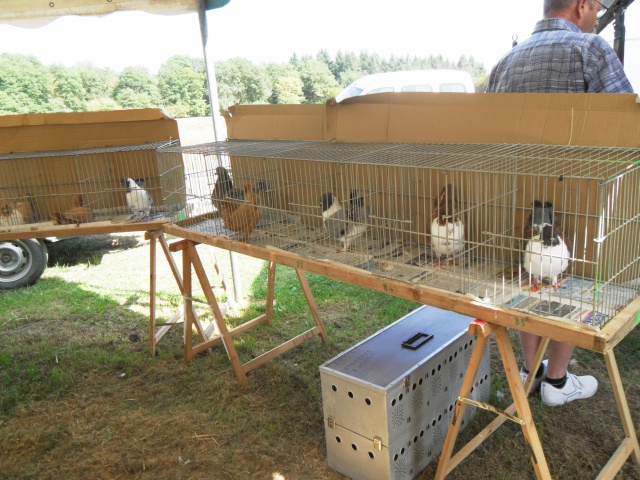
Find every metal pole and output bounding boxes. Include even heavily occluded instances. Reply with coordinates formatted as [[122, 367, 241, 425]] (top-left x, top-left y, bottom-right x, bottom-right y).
[[197, 0, 225, 141], [197, 1, 242, 303], [613, 8, 626, 65]]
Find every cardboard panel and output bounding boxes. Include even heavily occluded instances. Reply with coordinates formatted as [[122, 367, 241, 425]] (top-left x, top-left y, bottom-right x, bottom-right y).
[[224, 104, 326, 141], [0, 108, 179, 153], [328, 93, 640, 146], [223, 93, 640, 147]]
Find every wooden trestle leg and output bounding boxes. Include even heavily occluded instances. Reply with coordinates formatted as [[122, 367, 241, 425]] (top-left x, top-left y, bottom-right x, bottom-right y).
[[147, 232, 210, 355], [175, 239, 327, 387], [596, 349, 640, 479], [435, 320, 551, 480]]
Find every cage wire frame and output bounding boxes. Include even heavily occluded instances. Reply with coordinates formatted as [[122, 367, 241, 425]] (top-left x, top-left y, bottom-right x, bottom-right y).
[[0, 140, 179, 232], [157, 139, 640, 332]]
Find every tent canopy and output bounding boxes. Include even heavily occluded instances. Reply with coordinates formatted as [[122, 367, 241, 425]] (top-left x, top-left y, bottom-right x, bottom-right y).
[[0, 0, 231, 27]]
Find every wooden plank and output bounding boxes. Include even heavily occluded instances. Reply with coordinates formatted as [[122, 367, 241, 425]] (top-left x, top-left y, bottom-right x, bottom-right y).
[[523, 338, 550, 396], [603, 349, 640, 465], [163, 224, 605, 352], [159, 235, 207, 342], [444, 325, 545, 474], [494, 326, 551, 479], [265, 261, 276, 326], [155, 311, 181, 342], [599, 296, 640, 351], [189, 313, 272, 356], [149, 231, 158, 355], [595, 439, 636, 480], [183, 244, 193, 363], [208, 247, 229, 304], [242, 326, 323, 373], [447, 403, 513, 472], [435, 323, 492, 479], [187, 243, 249, 387], [295, 268, 327, 341], [0, 220, 168, 240]]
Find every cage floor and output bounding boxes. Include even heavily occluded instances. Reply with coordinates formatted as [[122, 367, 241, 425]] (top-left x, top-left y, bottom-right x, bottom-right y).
[[0, 210, 172, 234], [185, 210, 638, 330]]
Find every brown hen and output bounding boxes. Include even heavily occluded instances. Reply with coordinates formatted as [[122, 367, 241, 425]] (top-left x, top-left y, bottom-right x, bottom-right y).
[[220, 183, 262, 242], [51, 194, 95, 225]]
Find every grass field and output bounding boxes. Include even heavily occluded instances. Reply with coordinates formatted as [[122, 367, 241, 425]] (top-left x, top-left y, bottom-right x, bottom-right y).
[[1, 232, 639, 480]]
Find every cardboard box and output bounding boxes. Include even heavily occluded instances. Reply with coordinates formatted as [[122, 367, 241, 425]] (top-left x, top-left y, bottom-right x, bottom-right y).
[[0, 108, 180, 154], [224, 92, 640, 147]]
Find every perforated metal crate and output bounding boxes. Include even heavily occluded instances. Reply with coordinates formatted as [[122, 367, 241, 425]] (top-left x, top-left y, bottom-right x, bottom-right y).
[[319, 305, 490, 480]]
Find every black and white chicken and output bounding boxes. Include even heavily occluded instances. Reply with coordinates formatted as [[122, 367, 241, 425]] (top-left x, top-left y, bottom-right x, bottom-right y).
[[522, 200, 571, 292], [320, 190, 369, 252], [430, 184, 465, 266]]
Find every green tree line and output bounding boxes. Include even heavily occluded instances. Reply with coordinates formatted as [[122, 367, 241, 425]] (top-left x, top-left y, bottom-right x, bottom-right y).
[[0, 51, 488, 118]]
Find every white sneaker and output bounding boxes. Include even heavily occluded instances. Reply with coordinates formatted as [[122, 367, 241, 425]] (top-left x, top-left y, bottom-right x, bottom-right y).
[[520, 360, 547, 392], [541, 372, 598, 407]]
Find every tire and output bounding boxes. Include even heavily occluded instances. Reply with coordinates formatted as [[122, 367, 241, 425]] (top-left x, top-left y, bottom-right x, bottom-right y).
[[0, 238, 48, 290]]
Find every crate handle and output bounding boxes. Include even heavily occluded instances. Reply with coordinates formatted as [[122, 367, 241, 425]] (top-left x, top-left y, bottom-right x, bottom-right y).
[[401, 332, 433, 350]]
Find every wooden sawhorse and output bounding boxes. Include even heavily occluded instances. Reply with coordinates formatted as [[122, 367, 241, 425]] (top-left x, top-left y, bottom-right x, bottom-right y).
[[435, 319, 640, 479], [147, 230, 219, 355], [164, 238, 327, 387]]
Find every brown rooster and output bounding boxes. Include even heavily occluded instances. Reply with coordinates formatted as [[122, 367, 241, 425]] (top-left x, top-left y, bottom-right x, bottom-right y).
[[211, 166, 243, 213], [0, 199, 34, 227], [220, 183, 262, 242], [51, 194, 95, 225]]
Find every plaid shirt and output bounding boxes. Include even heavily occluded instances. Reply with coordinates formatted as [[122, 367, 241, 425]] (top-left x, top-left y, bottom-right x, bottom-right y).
[[486, 18, 633, 93]]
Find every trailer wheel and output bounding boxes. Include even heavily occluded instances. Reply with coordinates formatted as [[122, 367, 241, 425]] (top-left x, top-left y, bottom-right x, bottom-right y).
[[0, 239, 48, 290]]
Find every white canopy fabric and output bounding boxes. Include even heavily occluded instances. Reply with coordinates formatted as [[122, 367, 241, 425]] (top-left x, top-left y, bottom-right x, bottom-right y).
[[0, 0, 230, 27]]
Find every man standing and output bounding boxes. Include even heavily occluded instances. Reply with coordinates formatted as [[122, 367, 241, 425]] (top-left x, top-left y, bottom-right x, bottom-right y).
[[487, 0, 633, 94], [486, 0, 634, 407]]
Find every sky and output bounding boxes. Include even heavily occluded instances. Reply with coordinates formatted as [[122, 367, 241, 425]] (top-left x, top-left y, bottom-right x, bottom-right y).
[[0, 0, 638, 90]]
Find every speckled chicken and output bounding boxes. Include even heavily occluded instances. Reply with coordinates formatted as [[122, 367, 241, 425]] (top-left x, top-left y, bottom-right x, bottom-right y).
[[0, 198, 34, 227]]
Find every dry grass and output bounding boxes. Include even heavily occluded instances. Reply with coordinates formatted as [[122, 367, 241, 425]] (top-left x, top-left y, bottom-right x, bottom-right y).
[[0, 231, 639, 480]]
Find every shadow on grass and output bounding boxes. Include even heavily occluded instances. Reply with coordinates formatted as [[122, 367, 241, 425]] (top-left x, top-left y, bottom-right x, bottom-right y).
[[230, 260, 420, 365], [0, 275, 169, 418], [45, 233, 143, 267]]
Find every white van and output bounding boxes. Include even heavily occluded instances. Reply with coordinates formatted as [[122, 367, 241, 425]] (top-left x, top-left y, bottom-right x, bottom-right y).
[[335, 69, 475, 103]]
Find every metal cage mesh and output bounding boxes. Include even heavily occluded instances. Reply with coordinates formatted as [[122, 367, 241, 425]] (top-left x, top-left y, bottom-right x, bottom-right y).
[[0, 141, 180, 229], [157, 139, 640, 329]]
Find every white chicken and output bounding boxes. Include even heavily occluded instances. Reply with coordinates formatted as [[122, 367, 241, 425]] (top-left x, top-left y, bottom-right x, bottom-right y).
[[122, 177, 152, 222]]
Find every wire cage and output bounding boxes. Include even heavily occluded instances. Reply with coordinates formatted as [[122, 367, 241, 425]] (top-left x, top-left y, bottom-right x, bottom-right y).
[[156, 139, 640, 330], [0, 140, 182, 232]]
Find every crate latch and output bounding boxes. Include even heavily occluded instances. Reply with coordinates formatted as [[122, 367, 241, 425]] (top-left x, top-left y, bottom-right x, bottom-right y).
[[373, 436, 383, 450], [327, 416, 335, 429]]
